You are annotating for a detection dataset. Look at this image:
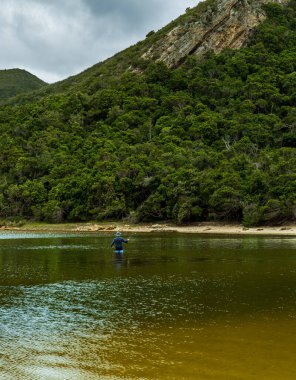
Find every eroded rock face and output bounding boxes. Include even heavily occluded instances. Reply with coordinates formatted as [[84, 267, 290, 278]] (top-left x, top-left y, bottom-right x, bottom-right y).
[[142, 0, 289, 67]]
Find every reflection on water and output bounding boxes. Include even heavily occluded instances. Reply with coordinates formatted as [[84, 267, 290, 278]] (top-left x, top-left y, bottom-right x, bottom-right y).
[[0, 232, 296, 379]]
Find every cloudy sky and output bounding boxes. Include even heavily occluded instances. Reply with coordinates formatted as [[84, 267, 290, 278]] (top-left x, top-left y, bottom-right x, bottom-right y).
[[0, 0, 200, 83]]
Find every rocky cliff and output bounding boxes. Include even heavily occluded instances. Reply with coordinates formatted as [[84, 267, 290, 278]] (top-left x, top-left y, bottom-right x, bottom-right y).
[[142, 0, 289, 67]]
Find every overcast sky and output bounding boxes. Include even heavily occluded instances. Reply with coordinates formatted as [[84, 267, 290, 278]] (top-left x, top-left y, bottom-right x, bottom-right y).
[[0, 0, 200, 83]]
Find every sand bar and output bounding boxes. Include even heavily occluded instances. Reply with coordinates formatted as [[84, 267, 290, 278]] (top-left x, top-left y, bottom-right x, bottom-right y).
[[1, 221, 296, 236]]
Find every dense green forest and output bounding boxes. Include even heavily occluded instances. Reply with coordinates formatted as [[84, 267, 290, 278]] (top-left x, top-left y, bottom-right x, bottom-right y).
[[0, 2, 296, 225], [0, 69, 47, 102]]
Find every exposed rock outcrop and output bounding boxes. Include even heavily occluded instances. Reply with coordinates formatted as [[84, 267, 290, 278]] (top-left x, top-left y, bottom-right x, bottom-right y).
[[142, 0, 289, 67]]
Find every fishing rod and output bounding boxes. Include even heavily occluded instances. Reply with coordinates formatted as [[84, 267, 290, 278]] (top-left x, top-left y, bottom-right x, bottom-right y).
[[127, 232, 135, 241]]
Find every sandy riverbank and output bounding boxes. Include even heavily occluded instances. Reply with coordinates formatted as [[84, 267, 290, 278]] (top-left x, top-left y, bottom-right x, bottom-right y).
[[1, 221, 296, 236], [75, 222, 296, 235]]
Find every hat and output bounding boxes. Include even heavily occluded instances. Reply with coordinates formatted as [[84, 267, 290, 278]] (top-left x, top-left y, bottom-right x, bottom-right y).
[[115, 231, 121, 236]]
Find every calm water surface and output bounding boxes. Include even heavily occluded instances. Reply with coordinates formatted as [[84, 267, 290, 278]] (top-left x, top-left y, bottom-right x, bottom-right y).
[[0, 232, 296, 379]]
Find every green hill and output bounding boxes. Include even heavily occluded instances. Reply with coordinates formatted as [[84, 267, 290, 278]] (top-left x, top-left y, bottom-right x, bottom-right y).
[[2, 0, 219, 105], [0, 1, 296, 226], [0, 69, 47, 102]]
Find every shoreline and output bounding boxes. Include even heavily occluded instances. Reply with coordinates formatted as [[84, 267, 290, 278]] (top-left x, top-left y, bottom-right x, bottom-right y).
[[1, 221, 296, 236]]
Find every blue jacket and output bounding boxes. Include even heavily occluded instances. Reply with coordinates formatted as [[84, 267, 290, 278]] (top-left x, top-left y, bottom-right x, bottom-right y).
[[111, 237, 128, 250]]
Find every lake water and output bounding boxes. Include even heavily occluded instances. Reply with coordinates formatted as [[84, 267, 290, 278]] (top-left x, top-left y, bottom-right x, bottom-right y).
[[0, 232, 296, 380]]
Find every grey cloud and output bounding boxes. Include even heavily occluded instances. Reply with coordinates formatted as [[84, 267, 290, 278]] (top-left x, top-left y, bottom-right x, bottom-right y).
[[85, 0, 167, 29], [0, 0, 199, 83], [84, 0, 198, 34]]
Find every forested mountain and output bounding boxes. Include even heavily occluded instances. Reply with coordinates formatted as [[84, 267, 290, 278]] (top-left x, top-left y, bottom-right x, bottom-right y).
[[0, 0, 296, 226], [0, 69, 47, 102]]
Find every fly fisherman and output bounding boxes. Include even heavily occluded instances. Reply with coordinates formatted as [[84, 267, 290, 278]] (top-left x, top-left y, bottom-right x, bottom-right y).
[[111, 231, 129, 253]]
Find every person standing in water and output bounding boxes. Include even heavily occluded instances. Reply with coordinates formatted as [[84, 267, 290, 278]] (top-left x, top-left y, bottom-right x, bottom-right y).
[[111, 231, 129, 253]]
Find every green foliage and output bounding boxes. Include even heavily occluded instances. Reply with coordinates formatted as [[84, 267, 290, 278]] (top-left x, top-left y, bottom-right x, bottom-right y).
[[1, 1, 296, 225], [0, 69, 47, 102]]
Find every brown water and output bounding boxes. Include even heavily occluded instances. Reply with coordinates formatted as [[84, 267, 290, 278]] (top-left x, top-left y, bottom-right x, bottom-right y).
[[0, 232, 296, 380]]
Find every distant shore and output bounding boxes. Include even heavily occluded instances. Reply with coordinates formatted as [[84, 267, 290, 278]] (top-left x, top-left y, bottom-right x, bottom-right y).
[[1, 221, 296, 236]]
